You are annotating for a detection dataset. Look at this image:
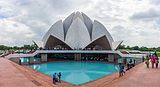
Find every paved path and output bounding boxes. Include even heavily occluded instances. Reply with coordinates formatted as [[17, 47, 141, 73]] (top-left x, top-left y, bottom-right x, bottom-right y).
[[0, 58, 74, 87], [107, 63, 160, 87], [1, 57, 160, 87], [0, 58, 38, 87]]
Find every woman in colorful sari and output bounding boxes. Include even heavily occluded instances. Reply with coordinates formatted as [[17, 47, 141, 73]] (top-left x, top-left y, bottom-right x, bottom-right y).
[[150, 54, 156, 68]]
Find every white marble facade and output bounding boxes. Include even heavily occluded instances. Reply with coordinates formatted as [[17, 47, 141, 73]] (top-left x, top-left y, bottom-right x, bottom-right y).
[[43, 12, 122, 50]]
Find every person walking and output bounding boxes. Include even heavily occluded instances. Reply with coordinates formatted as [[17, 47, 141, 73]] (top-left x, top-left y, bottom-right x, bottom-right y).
[[142, 56, 145, 62], [119, 63, 125, 77], [154, 51, 159, 68], [129, 59, 133, 69], [119, 63, 122, 77], [53, 73, 57, 84], [58, 72, 61, 83], [145, 55, 149, 68], [133, 59, 136, 67], [122, 64, 125, 75], [150, 54, 156, 68], [126, 62, 130, 70], [19, 59, 21, 65], [155, 58, 159, 68]]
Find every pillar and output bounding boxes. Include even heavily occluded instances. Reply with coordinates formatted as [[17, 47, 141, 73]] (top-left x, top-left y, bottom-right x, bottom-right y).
[[29, 57, 34, 64], [74, 54, 77, 60], [74, 53, 81, 61], [78, 53, 81, 61], [108, 54, 114, 62], [41, 54, 48, 62]]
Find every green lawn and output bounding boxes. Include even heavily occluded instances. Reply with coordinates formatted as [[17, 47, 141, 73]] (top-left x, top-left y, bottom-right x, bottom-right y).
[[157, 52, 160, 57]]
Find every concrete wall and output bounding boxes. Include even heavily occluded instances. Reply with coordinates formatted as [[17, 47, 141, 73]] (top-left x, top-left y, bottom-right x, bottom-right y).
[[9, 57, 20, 64]]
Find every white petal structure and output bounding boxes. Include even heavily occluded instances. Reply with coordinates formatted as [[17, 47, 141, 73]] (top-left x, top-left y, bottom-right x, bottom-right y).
[[43, 12, 122, 50], [82, 13, 93, 38], [112, 41, 123, 50], [92, 20, 114, 48], [43, 20, 64, 43], [65, 18, 91, 49], [63, 12, 74, 39]]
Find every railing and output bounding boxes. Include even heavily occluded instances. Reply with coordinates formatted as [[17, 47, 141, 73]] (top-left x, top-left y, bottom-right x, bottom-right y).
[[6, 50, 147, 59]]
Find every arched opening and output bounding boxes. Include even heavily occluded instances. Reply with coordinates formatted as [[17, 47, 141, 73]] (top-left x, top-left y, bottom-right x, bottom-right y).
[[85, 35, 112, 50], [44, 35, 71, 50]]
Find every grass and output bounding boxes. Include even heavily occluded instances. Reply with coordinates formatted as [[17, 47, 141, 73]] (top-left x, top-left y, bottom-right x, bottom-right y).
[[157, 52, 160, 57]]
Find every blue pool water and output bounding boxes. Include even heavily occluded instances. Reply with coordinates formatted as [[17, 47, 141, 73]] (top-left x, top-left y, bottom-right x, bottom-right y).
[[29, 61, 119, 85]]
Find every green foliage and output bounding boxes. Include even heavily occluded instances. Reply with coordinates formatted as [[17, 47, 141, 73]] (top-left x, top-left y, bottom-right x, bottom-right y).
[[119, 44, 160, 57], [131, 46, 139, 50], [118, 45, 126, 49], [0, 44, 37, 51], [0, 45, 11, 50], [119, 44, 160, 52], [157, 52, 160, 57]]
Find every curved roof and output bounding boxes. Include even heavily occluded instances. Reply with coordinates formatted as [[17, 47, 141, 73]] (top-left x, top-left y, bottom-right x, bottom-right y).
[[92, 20, 113, 46], [65, 18, 91, 49], [43, 12, 122, 50], [43, 20, 64, 45], [82, 12, 93, 37]]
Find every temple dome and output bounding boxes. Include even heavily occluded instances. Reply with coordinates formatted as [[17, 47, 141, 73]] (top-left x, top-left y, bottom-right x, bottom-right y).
[[43, 12, 122, 50]]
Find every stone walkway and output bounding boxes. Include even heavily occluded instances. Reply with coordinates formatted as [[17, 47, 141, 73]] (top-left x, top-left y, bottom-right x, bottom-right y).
[[1, 58, 160, 87], [0, 58, 38, 87], [106, 63, 160, 87]]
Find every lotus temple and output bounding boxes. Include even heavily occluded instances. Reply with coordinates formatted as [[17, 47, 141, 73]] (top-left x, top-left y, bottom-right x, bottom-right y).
[[1, 12, 154, 87], [7, 12, 132, 63], [43, 12, 122, 50]]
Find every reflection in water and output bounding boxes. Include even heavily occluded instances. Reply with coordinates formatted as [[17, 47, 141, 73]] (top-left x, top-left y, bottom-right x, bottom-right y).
[[32, 65, 40, 70]]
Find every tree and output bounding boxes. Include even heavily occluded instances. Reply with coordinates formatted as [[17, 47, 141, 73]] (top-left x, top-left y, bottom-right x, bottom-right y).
[[157, 47, 160, 52], [21, 45, 34, 50], [0, 45, 10, 50], [131, 46, 139, 50], [139, 46, 148, 51], [119, 45, 126, 49], [126, 46, 130, 49], [13, 46, 20, 50]]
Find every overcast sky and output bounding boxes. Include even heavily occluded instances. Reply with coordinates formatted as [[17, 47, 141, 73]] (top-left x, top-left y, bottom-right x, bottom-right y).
[[0, 0, 160, 47]]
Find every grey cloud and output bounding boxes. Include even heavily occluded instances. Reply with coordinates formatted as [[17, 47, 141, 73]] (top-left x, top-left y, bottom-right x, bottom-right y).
[[0, 6, 17, 19], [47, 0, 71, 11], [130, 9, 160, 21], [150, 0, 160, 5], [15, 0, 33, 5], [4, 0, 91, 46], [111, 25, 134, 41], [153, 18, 160, 30], [1, 0, 160, 47]]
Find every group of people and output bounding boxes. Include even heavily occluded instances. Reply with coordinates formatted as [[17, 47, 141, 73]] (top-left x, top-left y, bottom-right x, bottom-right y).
[[118, 52, 159, 77], [119, 63, 125, 77], [119, 59, 136, 77], [145, 52, 159, 68], [126, 59, 136, 70], [53, 72, 61, 84]]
